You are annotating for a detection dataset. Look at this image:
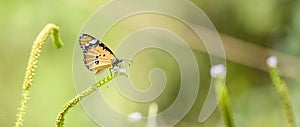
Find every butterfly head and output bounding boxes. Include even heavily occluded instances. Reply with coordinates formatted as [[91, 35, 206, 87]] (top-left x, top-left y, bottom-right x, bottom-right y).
[[112, 58, 122, 67], [110, 58, 132, 76]]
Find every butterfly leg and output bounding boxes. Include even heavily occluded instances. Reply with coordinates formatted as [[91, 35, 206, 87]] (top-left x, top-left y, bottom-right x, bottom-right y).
[[109, 68, 113, 76]]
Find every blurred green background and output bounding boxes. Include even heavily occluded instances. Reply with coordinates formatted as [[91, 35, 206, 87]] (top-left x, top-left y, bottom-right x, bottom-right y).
[[1, 0, 300, 127]]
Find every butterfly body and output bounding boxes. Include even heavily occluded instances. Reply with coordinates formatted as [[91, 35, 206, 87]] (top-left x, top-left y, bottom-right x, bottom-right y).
[[79, 34, 122, 74]]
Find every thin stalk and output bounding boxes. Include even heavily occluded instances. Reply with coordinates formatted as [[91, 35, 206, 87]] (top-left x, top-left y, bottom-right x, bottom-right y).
[[14, 23, 63, 127], [269, 67, 295, 127], [266, 56, 295, 127], [55, 74, 125, 127], [147, 102, 158, 127], [215, 77, 235, 127]]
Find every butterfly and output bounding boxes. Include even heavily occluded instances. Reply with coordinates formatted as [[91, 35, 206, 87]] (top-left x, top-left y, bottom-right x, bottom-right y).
[[79, 34, 124, 74]]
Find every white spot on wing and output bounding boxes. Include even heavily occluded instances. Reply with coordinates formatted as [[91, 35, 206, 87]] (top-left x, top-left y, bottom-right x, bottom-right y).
[[89, 39, 97, 44]]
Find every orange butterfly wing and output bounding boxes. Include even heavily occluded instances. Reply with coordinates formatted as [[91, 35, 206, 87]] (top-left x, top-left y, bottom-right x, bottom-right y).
[[84, 46, 116, 73], [79, 34, 117, 73]]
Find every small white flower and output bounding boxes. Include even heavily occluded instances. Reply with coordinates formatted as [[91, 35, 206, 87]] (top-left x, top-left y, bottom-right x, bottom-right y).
[[128, 112, 142, 122], [210, 64, 226, 79], [266, 56, 278, 68]]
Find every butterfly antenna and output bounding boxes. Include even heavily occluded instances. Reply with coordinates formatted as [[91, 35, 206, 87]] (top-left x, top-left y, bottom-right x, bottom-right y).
[[122, 59, 133, 66]]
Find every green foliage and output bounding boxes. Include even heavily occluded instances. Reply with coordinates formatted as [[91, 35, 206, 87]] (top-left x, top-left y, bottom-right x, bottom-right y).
[[1, 1, 299, 127]]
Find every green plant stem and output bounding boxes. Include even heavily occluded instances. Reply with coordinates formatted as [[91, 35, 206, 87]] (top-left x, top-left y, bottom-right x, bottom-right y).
[[55, 74, 124, 127], [147, 103, 158, 127], [269, 67, 295, 127], [215, 77, 235, 127], [14, 24, 63, 127]]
